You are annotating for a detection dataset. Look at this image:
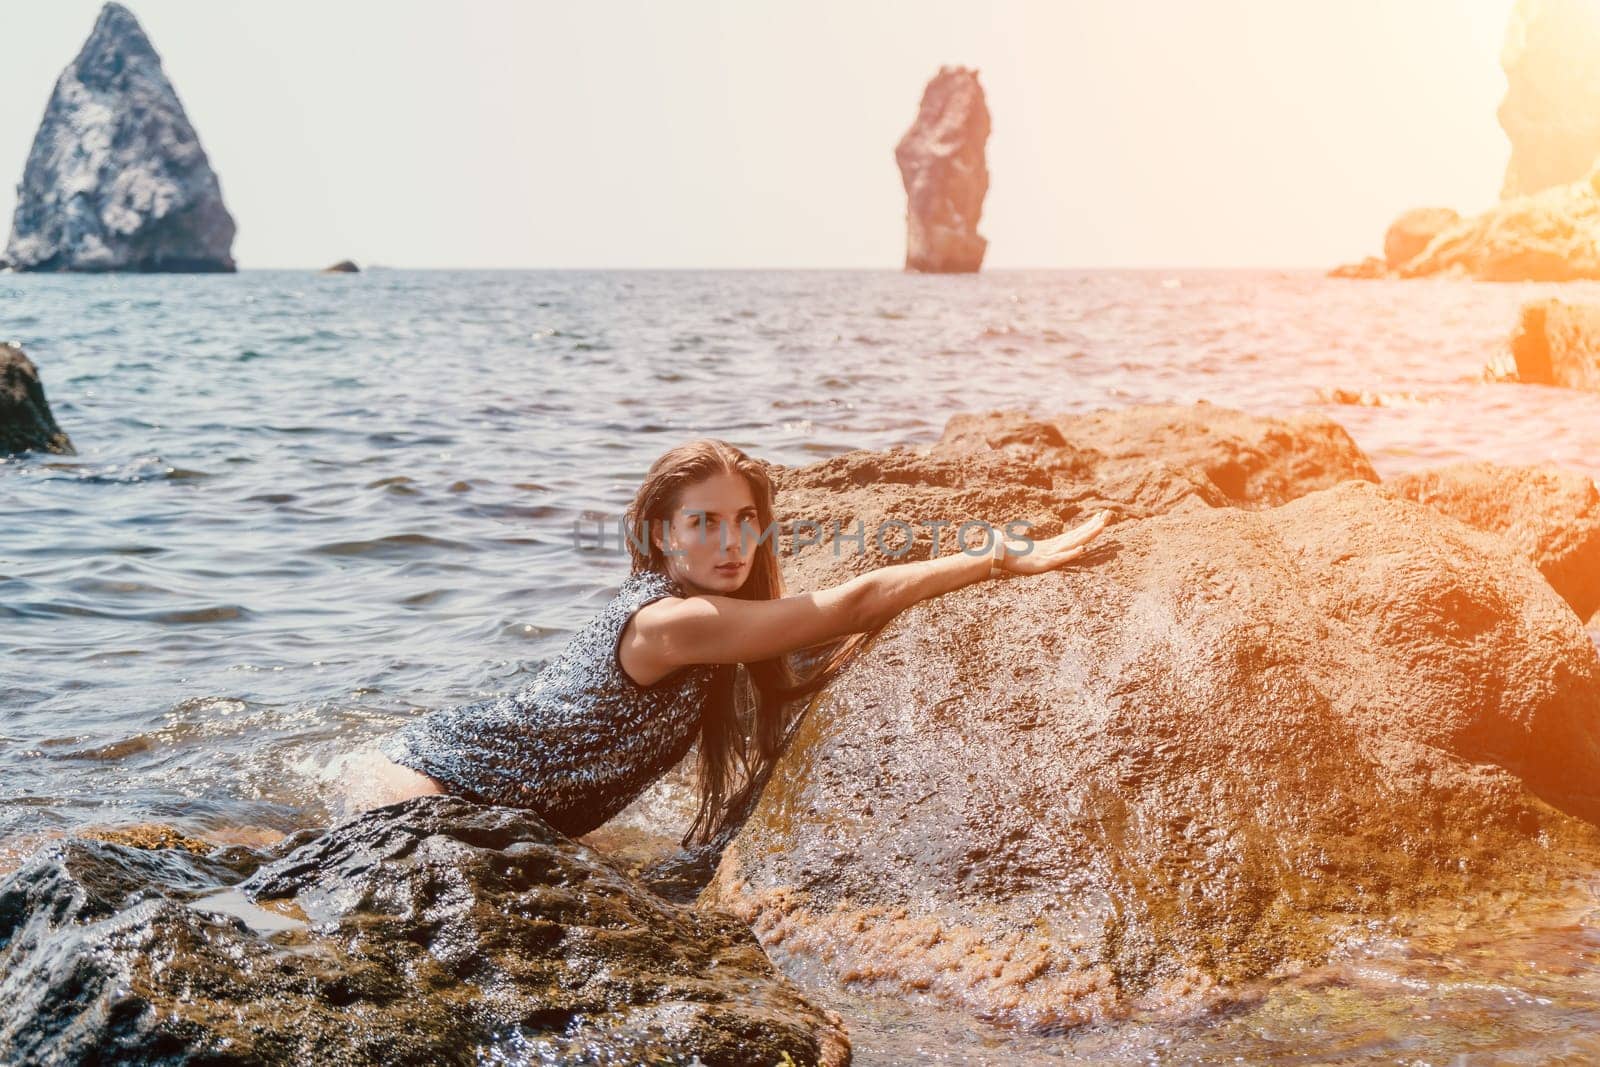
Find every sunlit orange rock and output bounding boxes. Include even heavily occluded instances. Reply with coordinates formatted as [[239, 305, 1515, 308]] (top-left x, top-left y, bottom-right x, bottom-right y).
[[1508, 297, 1600, 389], [895, 66, 989, 274], [1384, 207, 1459, 268], [1390, 461, 1600, 622], [935, 403, 1378, 507], [1401, 170, 1600, 280], [710, 428, 1600, 1030], [1500, 0, 1600, 199]]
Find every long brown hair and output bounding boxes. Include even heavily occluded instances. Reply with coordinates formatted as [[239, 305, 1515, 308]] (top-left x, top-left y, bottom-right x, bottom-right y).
[[624, 438, 876, 847]]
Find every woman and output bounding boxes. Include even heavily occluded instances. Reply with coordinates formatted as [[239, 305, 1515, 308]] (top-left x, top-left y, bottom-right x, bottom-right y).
[[354, 438, 1112, 847]]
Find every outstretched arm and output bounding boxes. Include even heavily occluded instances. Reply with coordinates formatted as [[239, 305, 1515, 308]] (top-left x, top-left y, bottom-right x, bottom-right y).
[[619, 510, 1113, 684]]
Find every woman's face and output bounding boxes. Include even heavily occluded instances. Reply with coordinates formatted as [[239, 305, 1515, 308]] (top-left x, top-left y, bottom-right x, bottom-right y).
[[655, 471, 760, 596]]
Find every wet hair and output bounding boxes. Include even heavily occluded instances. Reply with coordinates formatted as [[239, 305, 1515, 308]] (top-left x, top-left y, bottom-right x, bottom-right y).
[[623, 438, 876, 847]]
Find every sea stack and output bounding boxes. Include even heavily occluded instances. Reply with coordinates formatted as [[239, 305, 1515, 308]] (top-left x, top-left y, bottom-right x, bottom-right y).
[[1500, 0, 1600, 199], [4, 3, 237, 273], [895, 66, 990, 273]]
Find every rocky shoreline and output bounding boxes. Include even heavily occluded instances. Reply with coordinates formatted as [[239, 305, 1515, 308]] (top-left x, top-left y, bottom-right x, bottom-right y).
[[4, 401, 1600, 1060]]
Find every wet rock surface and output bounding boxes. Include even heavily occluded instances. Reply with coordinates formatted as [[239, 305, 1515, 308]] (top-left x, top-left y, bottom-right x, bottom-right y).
[[0, 343, 75, 455], [894, 66, 990, 274], [1390, 460, 1600, 622], [5, 3, 237, 273], [713, 420, 1600, 1029], [0, 796, 848, 1066]]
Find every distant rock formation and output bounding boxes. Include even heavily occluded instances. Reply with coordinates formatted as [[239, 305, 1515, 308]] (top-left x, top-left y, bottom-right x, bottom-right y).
[[1384, 207, 1460, 268], [4, 3, 237, 273], [0, 344, 74, 455], [1500, 0, 1600, 199], [1331, 167, 1600, 281], [895, 66, 989, 273], [322, 259, 360, 273], [1508, 297, 1600, 387]]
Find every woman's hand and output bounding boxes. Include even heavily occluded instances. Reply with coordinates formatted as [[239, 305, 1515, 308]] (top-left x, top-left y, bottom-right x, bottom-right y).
[[1000, 509, 1114, 576]]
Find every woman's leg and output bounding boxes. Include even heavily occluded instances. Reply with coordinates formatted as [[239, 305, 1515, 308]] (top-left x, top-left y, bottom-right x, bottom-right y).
[[339, 746, 448, 813]]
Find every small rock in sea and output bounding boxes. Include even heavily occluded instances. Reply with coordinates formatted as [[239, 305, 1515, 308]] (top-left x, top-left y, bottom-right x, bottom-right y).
[[4, 3, 237, 273], [1390, 460, 1600, 622], [0, 796, 849, 1066], [322, 259, 360, 273], [1508, 298, 1600, 390], [711, 404, 1600, 1030], [0, 343, 75, 456], [895, 66, 989, 274]]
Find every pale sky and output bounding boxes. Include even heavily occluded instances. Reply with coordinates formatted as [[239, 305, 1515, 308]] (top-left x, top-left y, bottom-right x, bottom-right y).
[[2, 1, 1516, 270]]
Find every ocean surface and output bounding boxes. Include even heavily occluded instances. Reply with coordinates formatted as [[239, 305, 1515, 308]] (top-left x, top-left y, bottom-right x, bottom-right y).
[[3, 268, 1600, 1064]]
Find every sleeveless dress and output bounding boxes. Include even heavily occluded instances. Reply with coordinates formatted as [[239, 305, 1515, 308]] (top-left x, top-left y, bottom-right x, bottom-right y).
[[380, 568, 715, 836]]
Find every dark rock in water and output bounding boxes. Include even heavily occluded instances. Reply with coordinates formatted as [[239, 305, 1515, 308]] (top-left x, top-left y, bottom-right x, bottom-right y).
[[322, 259, 360, 273], [1390, 460, 1600, 622], [895, 66, 989, 273], [1509, 298, 1600, 390], [4, 3, 237, 273], [1499, 0, 1600, 199], [1383, 207, 1459, 268], [0, 343, 75, 455], [711, 434, 1600, 1029], [0, 796, 849, 1066]]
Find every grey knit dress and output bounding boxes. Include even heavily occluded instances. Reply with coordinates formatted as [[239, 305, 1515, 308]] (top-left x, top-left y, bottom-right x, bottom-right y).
[[380, 568, 715, 836]]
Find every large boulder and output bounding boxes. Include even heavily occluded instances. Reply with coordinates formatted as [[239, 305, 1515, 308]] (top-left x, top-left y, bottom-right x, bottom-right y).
[[931, 403, 1379, 507], [1390, 461, 1600, 622], [1508, 298, 1600, 390], [1499, 0, 1600, 199], [0, 343, 75, 455], [894, 66, 989, 274], [1383, 207, 1459, 268], [0, 797, 848, 1066], [5, 3, 237, 273], [711, 450, 1600, 1029]]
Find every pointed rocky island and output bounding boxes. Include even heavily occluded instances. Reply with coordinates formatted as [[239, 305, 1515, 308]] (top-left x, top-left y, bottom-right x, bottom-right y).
[[895, 66, 990, 274], [4, 3, 237, 273]]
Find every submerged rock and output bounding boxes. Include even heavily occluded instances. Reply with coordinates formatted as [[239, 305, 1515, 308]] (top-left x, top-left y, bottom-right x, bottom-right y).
[[1508, 298, 1600, 390], [1390, 461, 1600, 622], [0, 343, 75, 455], [1499, 0, 1600, 199], [895, 66, 989, 273], [5, 3, 237, 273], [0, 796, 848, 1066], [712, 434, 1600, 1030]]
